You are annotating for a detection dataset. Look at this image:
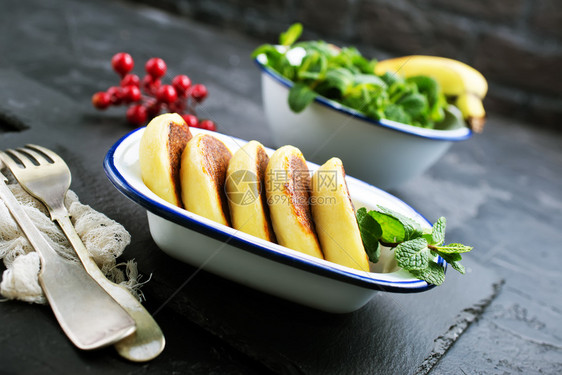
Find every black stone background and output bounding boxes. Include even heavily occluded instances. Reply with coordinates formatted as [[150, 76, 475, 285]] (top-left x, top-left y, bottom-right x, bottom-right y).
[[0, 0, 560, 374]]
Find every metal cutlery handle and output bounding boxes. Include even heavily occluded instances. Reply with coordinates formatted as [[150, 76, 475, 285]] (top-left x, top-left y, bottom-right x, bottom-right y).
[[0, 145, 164, 362], [0, 176, 136, 350], [55, 214, 165, 362]]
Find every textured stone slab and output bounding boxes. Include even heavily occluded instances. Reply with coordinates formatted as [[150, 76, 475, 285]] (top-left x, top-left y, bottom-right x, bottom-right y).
[[152, 256, 502, 375], [3, 0, 551, 373], [0, 66, 503, 375]]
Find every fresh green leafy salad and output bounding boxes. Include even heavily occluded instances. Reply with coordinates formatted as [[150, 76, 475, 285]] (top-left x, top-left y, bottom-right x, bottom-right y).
[[356, 206, 473, 285], [252, 23, 450, 129]]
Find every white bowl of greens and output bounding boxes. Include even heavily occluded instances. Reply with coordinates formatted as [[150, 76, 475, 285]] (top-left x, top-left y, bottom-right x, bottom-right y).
[[253, 24, 472, 190]]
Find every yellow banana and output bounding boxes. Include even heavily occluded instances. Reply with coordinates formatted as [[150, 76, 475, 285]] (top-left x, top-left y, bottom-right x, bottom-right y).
[[375, 55, 487, 131], [375, 55, 488, 99], [455, 93, 486, 133]]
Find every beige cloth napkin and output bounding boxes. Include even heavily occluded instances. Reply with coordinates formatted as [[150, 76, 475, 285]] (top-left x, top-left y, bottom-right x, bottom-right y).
[[0, 181, 145, 304]]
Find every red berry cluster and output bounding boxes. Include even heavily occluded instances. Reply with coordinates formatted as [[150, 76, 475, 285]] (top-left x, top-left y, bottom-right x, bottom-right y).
[[92, 52, 216, 130]]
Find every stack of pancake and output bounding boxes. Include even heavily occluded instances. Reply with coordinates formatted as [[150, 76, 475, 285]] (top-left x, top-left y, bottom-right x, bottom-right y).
[[139, 113, 369, 272]]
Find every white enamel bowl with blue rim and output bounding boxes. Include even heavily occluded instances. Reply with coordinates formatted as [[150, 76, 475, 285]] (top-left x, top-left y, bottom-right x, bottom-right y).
[[104, 127, 444, 313], [255, 48, 472, 190]]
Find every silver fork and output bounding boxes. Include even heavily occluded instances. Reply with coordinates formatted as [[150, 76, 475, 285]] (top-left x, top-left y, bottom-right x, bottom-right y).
[[0, 171, 136, 350], [1, 145, 165, 362]]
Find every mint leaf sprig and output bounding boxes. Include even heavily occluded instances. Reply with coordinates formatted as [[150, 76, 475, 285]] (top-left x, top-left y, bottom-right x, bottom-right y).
[[356, 207, 473, 285]]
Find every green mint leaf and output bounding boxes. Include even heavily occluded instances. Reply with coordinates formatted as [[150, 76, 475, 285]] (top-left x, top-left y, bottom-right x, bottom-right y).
[[410, 261, 446, 286], [433, 104, 464, 131], [437, 252, 466, 274], [380, 71, 400, 87], [429, 104, 445, 124], [383, 104, 411, 124], [279, 23, 303, 46], [436, 251, 461, 262], [429, 93, 447, 123], [276, 54, 297, 81], [353, 56, 378, 74], [356, 207, 382, 263], [298, 71, 322, 81], [395, 238, 430, 271], [398, 92, 428, 118], [405, 75, 448, 126], [368, 242, 381, 264], [367, 209, 404, 243], [429, 216, 446, 245], [296, 40, 335, 57], [406, 76, 439, 108], [288, 83, 317, 113], [388, 79, 408, 102], [434, 243, 473, 254], [251, 44, 279, 59], [448, 261, 466, 274], [324, 68, 355, 93], [354, 74, 387, 88], [297, 52, 328, 81], [369, 206, 423, 243], [341, 86, 372, 114]]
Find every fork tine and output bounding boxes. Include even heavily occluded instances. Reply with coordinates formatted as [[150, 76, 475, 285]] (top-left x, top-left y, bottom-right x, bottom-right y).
[[0, 151, 20, 171], [26, 144, 67, 166], [2, 149, 35, 169], [0, 151, 22, 174], [19, 146, 52, 165]]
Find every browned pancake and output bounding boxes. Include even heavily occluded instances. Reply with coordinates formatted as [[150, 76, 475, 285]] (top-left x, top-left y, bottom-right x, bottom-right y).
[[167, 120, 192, 207], [180, 134, 232, 227], [265, 145, 323, 259], [225, 141, 276, 242], [286, 154, 317, 238], [199, 134, 232, 225], [200, 135, 231, 188], [255, 145, 276, 242], [139, 113, 192, 208], [310, 157, 369, 271], [339, 163, 356, 212]]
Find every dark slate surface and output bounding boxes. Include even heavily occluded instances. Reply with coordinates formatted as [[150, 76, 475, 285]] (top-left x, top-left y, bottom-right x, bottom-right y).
[[154, 257, 502, 375], [1, 0, 561, 374]]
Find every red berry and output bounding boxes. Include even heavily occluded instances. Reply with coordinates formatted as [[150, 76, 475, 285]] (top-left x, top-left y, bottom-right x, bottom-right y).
[[182, 114, 199, 128], [92, 91, 111, 110], [145, 57, 167, 79], [126, 104, 147, 126], [157, 85, 177, 104], [107, 86, 124, 105], [111, 53, 134, 77], [190, 84, 208, 102], [199, 119, 216, 131], [141, 75, 161, 95], [123, 85, 141, 103], [120, 74, 140, 87], [172, 75, 191, 95]]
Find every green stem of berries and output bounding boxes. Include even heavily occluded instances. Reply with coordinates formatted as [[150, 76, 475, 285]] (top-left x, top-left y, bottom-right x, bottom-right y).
[[91, 52, 216, 130], [356, 206, 473, 286]]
